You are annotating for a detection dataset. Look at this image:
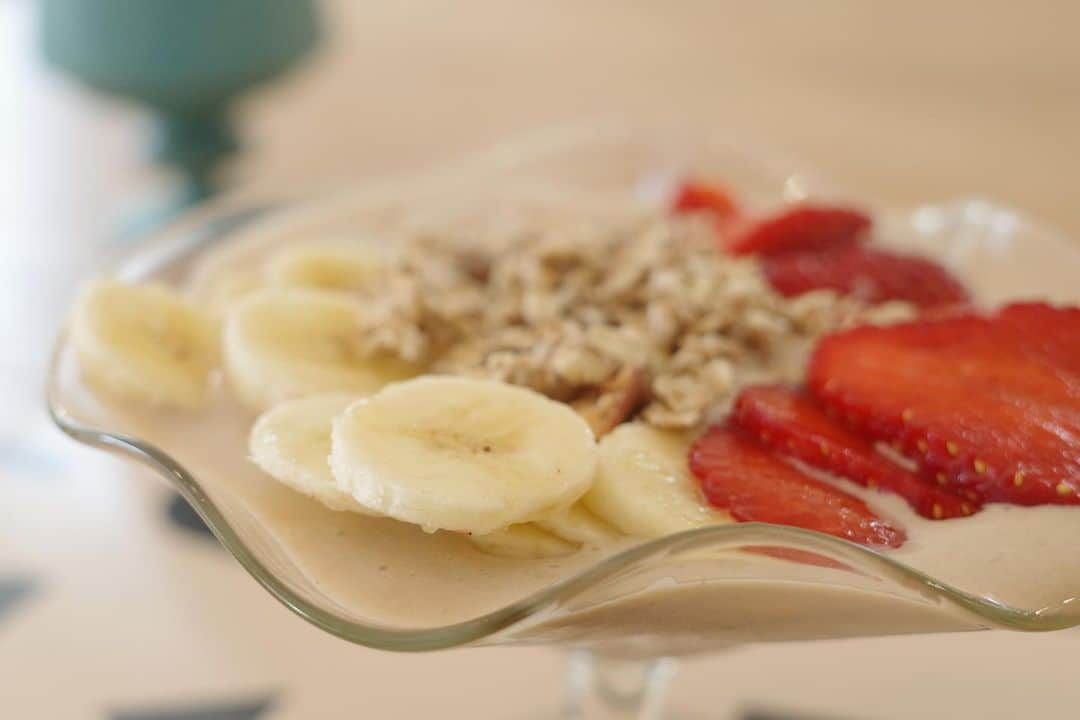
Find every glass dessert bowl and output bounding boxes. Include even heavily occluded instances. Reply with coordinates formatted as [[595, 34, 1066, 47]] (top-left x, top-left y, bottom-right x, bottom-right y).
[[47, 121, 1080, 717]]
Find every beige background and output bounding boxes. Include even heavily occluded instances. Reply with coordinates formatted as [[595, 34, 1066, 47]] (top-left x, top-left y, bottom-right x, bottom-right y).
[[2, 1, 1079, 718], [244, 1, 1080, 236]]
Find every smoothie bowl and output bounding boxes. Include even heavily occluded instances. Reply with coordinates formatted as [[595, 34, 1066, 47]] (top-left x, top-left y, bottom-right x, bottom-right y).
[[47, 123, 1080, 678]]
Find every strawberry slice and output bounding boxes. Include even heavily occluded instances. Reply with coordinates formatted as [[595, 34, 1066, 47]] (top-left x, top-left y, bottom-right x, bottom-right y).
[[761, 244, 970, 308], [732, 385, 978, 519], [725, 205, 871, 256], [670, 180, 739, 219], [997, 302, 1080, 373], [689, 424, 906, 548], [808, 304, 1080, 505]]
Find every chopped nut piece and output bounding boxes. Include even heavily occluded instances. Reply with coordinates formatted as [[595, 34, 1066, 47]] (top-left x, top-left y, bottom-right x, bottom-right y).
[[572, 366, 649, 438]]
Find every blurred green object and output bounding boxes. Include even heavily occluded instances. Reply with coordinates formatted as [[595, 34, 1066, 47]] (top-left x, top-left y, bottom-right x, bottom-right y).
[[41, 0, 318, 205]]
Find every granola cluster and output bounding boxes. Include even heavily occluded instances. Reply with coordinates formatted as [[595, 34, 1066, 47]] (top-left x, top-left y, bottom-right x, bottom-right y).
[[353, 207, 913, 434]]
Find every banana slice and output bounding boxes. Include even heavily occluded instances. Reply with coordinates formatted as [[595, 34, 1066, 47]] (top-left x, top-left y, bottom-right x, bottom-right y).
[[330, 376, 598, 534], [472, 503, 618, 558], [249, 393, 370, 513], [469, 524, 577, 558], [584, 422, 730, 538], [223, 288, 420, 412], [189, 267, 263, 317], [70, 280, 219, 409], [536, 503, 620, 547], [265, 242, 387, 293]]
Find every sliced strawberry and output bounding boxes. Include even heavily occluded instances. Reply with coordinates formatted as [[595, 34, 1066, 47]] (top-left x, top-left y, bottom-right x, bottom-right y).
[[761, 244, 970, 308], [725, 205, 871, 256], [873, 309, 1080, 403], [732, 385, 979, 519], [997, 302, 1080, 374], [808, 304, 1080, 506], [689, 424, 906, 548], [670, 180, 739, 219]]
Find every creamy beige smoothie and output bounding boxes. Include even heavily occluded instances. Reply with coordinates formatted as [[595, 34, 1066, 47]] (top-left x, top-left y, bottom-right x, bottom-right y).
[[53, 180, 1080, 655]]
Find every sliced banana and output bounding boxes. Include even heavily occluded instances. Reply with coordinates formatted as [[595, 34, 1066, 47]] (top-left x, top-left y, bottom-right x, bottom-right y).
[[536, 503, 620, 547], [70, 280, 219, 409], [469, 524, 577, 558], [584, 422, 730, 538], [330, 376, 598, 534], [249, 393, 370, 513], [188, 267, 263, 317], [265, 242, 387, 293], [223, 288, 420, 412]]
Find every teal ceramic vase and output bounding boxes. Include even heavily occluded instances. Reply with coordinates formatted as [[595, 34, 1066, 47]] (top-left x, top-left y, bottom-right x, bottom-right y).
[[41, 0, 318, 205]]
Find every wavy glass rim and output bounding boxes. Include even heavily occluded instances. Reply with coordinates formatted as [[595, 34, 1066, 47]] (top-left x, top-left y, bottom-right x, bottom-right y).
[[45, 128, 1080, 651]]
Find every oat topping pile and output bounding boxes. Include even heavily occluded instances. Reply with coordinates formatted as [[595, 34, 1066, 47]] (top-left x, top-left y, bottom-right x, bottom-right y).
[[352, 208, 913, 435]]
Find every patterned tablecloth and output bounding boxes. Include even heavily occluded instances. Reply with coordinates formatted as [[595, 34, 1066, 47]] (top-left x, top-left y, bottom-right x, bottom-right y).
[[3, 2, 1080, 718]]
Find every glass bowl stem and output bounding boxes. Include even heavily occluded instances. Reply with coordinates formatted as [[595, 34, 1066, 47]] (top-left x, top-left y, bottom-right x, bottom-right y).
[[563, 651, 678, 719]]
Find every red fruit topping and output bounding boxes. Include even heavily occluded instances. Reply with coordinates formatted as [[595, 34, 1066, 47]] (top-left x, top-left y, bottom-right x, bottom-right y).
[[762, 244, 970, 308], [726, 205, 871, 256], [732, 385, 979, 519], [689, 425, 906, 548], [671, 180, 739, 219], [997, 302, 1080, 373], [808, 303, 1080, 506]]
